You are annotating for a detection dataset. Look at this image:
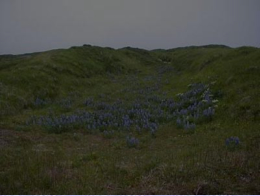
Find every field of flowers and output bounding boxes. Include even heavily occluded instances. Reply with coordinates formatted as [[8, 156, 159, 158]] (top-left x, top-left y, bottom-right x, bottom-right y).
[[25, 65, 219, 149]]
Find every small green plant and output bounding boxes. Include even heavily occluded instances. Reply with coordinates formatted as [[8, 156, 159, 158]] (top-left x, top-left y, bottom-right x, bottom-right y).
[[80, 152, 98, 162], [103, 130, 115, 139]]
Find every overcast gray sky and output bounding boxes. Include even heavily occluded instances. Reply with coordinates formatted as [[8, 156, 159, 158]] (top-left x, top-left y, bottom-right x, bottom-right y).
[[0, 0, 259, 54]]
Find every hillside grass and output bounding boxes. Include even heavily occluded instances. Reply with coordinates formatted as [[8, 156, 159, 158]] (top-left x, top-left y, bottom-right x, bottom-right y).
[[0, 45, 260, 194]]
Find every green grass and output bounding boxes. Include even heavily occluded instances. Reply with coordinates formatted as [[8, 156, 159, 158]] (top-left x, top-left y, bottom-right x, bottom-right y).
[[0, 44, 260, 194]]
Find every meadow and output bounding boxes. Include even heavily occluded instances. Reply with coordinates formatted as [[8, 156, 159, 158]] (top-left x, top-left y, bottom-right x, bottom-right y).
[[0, 45, 260, 194]]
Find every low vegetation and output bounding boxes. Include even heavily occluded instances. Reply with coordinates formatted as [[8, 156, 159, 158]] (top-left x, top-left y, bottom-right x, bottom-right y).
[[0, 44, 259, 194]]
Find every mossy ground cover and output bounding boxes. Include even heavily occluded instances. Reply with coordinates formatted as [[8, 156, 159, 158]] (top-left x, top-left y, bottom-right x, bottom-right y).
[[0, 45, 260, 194]]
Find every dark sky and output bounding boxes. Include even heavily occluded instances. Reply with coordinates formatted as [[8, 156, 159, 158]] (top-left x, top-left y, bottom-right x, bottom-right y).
[[0, 0, 260, 54]]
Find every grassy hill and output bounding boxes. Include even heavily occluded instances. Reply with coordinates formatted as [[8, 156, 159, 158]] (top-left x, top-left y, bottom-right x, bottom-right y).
[[0, 44, 260, 194]]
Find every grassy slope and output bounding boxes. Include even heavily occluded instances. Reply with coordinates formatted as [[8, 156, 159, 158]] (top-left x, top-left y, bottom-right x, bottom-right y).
[[167, 46, 260, 122], [0, 45, 158, 117], [0, 45, 260, 194]]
